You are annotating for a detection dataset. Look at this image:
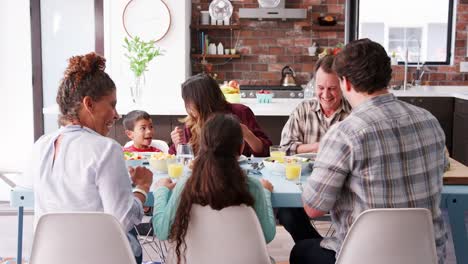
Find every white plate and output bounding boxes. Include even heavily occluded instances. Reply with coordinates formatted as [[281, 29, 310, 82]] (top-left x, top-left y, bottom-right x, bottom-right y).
[[294, 152, 317, 161], [238, 155, 248, 163]]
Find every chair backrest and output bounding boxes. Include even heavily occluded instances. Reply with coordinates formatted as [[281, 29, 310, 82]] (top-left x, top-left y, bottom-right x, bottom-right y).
[[30, 212, 136, 264], [124, 139, 169, 153], [166, 204, 271, 264], [336, 208, 438, 264]]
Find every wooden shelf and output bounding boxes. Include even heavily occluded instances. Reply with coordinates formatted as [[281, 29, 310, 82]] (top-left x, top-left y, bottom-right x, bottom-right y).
[[191, 54, 241, 59], [190, 24, 241, 30], [303, 24, 344, 31]]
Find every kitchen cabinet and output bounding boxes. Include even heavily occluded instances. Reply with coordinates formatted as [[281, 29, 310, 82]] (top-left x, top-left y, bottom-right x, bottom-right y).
[[452, 98, 468, 166], [398, 97, 454, 155]]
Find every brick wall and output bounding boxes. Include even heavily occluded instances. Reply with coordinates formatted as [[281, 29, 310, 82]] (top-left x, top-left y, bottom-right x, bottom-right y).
[[191, 0, 468, 86]]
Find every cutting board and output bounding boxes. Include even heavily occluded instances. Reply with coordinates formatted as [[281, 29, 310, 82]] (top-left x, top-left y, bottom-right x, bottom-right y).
[[443, 158, 468, 185]]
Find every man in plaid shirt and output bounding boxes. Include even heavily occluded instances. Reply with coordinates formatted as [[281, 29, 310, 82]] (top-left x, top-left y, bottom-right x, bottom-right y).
[[290, 39, 448, 264], [278, 55, 352, 247]]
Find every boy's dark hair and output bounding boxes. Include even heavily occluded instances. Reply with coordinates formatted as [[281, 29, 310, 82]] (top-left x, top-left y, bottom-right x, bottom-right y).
[[123, 110, 151, 130], [332, 38, 392, 94]]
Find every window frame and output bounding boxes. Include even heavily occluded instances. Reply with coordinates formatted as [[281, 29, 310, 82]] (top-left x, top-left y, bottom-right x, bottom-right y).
[[345, 0, 455, 66]]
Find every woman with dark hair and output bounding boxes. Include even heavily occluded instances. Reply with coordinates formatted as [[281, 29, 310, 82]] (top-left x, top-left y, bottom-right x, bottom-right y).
[[153, 114, 276, 263], [169, 73, 272, 156], [29, 52, 152, 264]]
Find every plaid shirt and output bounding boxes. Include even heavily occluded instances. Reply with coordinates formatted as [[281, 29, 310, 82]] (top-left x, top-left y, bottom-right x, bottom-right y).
[[303, 93, 448, 263], [280, 99, 351, 155]]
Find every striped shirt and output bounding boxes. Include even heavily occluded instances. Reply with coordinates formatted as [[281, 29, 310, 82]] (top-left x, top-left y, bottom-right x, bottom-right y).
[[280, 98, 352, 155], [302, 93, 448, 263]]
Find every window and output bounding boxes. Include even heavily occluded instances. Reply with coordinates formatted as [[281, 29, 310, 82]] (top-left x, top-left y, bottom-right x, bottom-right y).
[[346, 0, 454, 65]]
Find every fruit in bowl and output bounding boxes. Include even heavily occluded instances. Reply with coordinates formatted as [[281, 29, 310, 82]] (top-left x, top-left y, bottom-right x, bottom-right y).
[[221, 80, 241, 103], [124, 152, 144, 167], [262, 156, 312, 175], [149, 152, 176, 173]]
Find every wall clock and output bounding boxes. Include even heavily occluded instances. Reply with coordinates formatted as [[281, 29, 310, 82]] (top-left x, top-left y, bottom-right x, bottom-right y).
[[122, 0, 171, 42]]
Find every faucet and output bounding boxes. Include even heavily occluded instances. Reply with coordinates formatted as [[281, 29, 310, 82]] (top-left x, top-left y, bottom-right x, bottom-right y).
[[403, 48, 409, 91]]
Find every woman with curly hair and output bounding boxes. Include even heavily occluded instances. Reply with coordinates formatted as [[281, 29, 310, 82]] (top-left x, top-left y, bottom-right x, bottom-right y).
[[153, 114, 276, 264], [29, 52, 152, 264], [168, 73, 272, 157]]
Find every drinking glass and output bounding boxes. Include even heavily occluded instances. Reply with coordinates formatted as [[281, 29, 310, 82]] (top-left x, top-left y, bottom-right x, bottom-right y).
[[285, 157, 301, 184], [176, 144, 194, 175], [270, 145, 286, 162], [166, 158, 184, 180]]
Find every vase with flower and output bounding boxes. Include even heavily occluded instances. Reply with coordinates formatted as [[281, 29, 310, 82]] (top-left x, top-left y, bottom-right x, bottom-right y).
[[123, 36, 163, 104]]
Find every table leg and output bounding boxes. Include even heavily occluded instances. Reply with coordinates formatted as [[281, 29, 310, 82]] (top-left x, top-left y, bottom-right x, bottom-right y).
[[17, 206, 23, 264], [446, 194, 468, 264]]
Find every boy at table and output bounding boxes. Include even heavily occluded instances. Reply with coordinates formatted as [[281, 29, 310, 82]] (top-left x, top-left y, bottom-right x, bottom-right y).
[[291, 39, 448, 264], [123, 110, 162, 153]]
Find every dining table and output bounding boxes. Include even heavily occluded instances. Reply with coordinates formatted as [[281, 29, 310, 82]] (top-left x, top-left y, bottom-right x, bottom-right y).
[[8, 157, 468, 264]]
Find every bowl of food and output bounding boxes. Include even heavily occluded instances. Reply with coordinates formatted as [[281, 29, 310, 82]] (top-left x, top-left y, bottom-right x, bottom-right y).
[[221, 80, 241, 103], [124, 152, 145, 167], [318, 15, 337, 26], [294, 152, 317, 170], [262, 156, 312, 176], [148, 152, 176, 173]]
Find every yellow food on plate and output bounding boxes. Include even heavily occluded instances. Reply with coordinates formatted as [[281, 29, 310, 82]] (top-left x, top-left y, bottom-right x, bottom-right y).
[[150, 152, 175, 160]]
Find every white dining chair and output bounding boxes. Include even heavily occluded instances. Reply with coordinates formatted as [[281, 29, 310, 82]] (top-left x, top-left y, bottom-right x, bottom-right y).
[[335, 208, 438, 264], [165, 204, 271, 264], [29, 212, 136, 264], [124, 139, 169, 153]]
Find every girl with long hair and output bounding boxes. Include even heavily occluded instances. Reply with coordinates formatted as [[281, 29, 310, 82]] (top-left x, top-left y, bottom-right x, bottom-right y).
[[153, 114, 276, 263], [168, 73, 272, 156]]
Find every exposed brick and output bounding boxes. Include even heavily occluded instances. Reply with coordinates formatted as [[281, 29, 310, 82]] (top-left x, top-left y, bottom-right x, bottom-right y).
[[269, 47, 284, 55], [252, 64, 268, 72], [234, 63, 251, 71], [191, 0, 464, 84], [258, 55, 278, 63], [429, 73, 447, 81], [268, 64, 285, 72], [260, 38, 277, 46]]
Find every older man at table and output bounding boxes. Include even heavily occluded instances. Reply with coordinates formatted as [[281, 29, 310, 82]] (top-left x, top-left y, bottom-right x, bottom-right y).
[[290, 38, 448, 264], [277, 55, 352, 245], [280, 55, 351, 155]]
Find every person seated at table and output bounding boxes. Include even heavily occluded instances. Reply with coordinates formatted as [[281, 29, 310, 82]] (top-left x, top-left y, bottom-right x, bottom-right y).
[[169, 73, 272, 157], [277, 55, 352, 245], [28, 52, 153, 264], [280, 55, 351, 155], [123, 110, 162, 153], [153, 114, 276, 263], [290, 39, 448, 264]]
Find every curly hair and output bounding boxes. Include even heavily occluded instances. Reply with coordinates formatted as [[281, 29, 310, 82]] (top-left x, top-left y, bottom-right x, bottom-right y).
[[169, 114, 254, 264], [180, 73, 229, 155], [332, 38, 392, 94], [56, 52, 115, 124]]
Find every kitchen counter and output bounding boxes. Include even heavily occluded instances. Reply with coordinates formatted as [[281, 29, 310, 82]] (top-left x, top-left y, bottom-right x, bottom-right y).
[[43, 86, 468, 116]]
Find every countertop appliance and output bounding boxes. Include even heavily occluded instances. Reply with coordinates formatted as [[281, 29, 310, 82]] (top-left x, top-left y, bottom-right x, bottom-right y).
[[240, 85, 304, 98]]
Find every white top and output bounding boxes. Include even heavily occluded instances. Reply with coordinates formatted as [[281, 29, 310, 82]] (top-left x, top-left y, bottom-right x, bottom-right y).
[[30, 125, 143, 254]]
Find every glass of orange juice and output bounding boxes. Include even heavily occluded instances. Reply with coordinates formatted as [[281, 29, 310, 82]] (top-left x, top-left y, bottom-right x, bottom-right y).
[[285, 157, 301, 183], [270, 145, 286, 162], [167, 158, 184, 180]]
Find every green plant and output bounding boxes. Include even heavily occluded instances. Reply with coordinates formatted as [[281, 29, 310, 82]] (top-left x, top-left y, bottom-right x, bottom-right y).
[[123, 36, 163, 77]]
